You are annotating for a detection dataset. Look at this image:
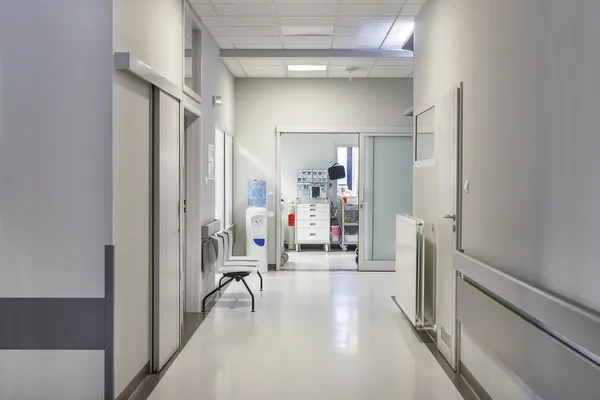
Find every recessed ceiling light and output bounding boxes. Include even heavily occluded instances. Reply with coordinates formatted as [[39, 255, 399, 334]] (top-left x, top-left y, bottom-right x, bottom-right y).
[[281, 26, 334, 36], [287, 65, 328, 71]]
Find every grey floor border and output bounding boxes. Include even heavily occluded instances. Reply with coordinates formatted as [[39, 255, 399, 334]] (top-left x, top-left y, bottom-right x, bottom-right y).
[[390, 296, 480, 400], [105, 245, 115, 400]]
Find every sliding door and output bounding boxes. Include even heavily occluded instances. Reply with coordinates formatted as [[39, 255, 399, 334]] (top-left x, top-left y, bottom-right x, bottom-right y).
[[359, 133, 413, 271], [152, 88, 181, 371]]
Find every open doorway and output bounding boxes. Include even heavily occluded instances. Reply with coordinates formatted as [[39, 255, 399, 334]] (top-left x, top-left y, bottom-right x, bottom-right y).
[[279, 133, 359, 271]]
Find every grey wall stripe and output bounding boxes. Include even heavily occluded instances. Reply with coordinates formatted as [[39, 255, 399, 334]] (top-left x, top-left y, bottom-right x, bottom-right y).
[[0, 297, 105, 350], [105, 245, 115, 400]]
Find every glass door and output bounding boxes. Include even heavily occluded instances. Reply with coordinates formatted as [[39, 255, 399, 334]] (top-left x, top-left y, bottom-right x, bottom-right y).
[[359, 134, 413, 271]]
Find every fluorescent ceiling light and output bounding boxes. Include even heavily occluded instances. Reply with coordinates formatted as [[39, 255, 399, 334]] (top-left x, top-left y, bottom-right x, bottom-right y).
[[281, 26, 334, 36], [287, 65, 328, 71]]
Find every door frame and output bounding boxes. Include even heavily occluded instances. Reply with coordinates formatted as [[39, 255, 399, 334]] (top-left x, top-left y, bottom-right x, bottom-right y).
[[357, 130, 413, 272], [275, 126, 410, 270]]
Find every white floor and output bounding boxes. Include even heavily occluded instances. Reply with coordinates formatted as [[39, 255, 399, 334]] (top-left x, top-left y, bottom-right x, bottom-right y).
[[148, 272, 465, 400], [282, 248, 357, 270]]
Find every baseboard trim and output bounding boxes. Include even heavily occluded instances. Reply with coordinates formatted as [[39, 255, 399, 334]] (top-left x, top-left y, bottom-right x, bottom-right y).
[[115, 362, 149, 400], [459, 362, 493, 400]]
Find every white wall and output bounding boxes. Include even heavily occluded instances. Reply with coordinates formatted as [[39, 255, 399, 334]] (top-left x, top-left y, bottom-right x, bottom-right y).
[[234, 78, 413, 262], [0, 0, 113, 398], [199, 31, 235, 226], [414, 0, 600, 397], [112, 0, 235, 392], [113, 0, 183, 395]]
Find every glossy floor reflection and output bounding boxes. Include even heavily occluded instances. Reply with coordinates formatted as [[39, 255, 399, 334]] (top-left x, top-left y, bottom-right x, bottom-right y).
[[282, 248, 357, 270], [147, 272, 465, 400]]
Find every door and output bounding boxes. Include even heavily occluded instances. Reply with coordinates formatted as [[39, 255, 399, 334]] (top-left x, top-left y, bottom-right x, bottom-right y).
[[359, 133, 413, 271], [152, 88, 181, 371], [435, 84, 462, 369]]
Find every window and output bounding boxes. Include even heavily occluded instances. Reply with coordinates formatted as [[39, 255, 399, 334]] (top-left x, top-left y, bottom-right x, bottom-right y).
[[224, 134, 233, 227], [184, 3, 202, 98], [336, 146, 359, 196], [215, 129, 225, 230], [415, 107, 435, 162]]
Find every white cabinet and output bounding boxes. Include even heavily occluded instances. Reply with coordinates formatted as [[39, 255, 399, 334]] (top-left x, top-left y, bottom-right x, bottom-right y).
[[295, 203, 330, 251]]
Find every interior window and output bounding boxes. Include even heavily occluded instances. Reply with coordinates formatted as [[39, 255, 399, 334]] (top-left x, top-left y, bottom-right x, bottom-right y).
[[416, 107, 435, 162], [336, 146, 359, 196], [184, 3, 202, 96]]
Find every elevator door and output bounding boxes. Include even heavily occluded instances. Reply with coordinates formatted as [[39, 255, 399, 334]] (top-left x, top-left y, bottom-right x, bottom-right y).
[[152, 88, 181, 371]]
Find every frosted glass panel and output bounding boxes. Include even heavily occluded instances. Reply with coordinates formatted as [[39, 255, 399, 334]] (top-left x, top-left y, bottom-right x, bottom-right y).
[[365, 136, 413, 261], [416, 107, 435, 161]]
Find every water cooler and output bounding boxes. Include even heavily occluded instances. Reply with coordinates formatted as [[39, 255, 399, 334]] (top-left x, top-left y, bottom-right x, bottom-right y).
[[246, 180, 269, 273]]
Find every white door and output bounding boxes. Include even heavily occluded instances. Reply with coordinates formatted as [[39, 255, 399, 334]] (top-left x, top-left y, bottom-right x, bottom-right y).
[[359, 133, 413, 271], [435, 85, 461, 369], [152, 89, 181, 371]]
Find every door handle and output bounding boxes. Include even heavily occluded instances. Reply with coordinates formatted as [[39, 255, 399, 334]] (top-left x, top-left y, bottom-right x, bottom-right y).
[[444, 214, 456, 221]]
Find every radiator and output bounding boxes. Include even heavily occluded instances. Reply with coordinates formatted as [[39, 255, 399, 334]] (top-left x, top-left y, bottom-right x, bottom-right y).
[[395, 214, 427, 328]]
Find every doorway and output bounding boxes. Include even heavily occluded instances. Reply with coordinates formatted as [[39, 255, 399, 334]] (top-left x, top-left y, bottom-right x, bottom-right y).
[[279, 133, 359, 271]]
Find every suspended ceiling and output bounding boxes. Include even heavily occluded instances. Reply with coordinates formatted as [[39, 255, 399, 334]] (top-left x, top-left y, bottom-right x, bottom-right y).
[[189, 0, 426, 78]]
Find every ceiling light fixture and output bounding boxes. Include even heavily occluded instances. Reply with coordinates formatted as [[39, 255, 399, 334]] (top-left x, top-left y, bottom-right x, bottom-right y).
[[287, 65, 328, 72]]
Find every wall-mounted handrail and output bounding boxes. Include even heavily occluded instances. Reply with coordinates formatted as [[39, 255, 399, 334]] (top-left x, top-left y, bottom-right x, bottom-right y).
[[454, 251, 600, 365]]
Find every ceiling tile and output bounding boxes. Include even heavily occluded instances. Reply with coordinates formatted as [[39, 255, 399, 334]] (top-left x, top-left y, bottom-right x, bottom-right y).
[[222, 58, 241, 67], [375, 58, 413, 66], [287, 71, 328, 78], [214, 4, 276, 16], [230, 35, 282, 46], [334, 26, 357, 36], [277, 4, 338, 16], [368, 65, 413, 77], [214, 36, 235, 49], [221, 16, 279, 27], [328, 66, 370, 78], [282, 36, 333, 49], [243, 66, 287, 77], [227, 65, 247, 77], [226, 26, 281, 35], [339, 4, 402, 16], [192, 4, 216, 16], [333, 35, 383, 49], [340, 0, 405, 2], [400, 4, 423, 16], [329, 58, 376, 66], [282, 26, 334, 36], [277, 0, 337, 3], [279, 16, 337, 26], [380, 18, 414, 49], [200, 16, 222, 27], [211, 0, 273, 3], [336, 16, 395, 27], [239, 58, 285, 66], [207, 26, 227, 36]]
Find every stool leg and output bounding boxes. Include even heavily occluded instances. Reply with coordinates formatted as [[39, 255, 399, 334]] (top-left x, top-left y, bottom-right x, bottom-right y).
[[257, 270, 263, 291], [202, 277, 233, 312], [240, 277, 255, 312]]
